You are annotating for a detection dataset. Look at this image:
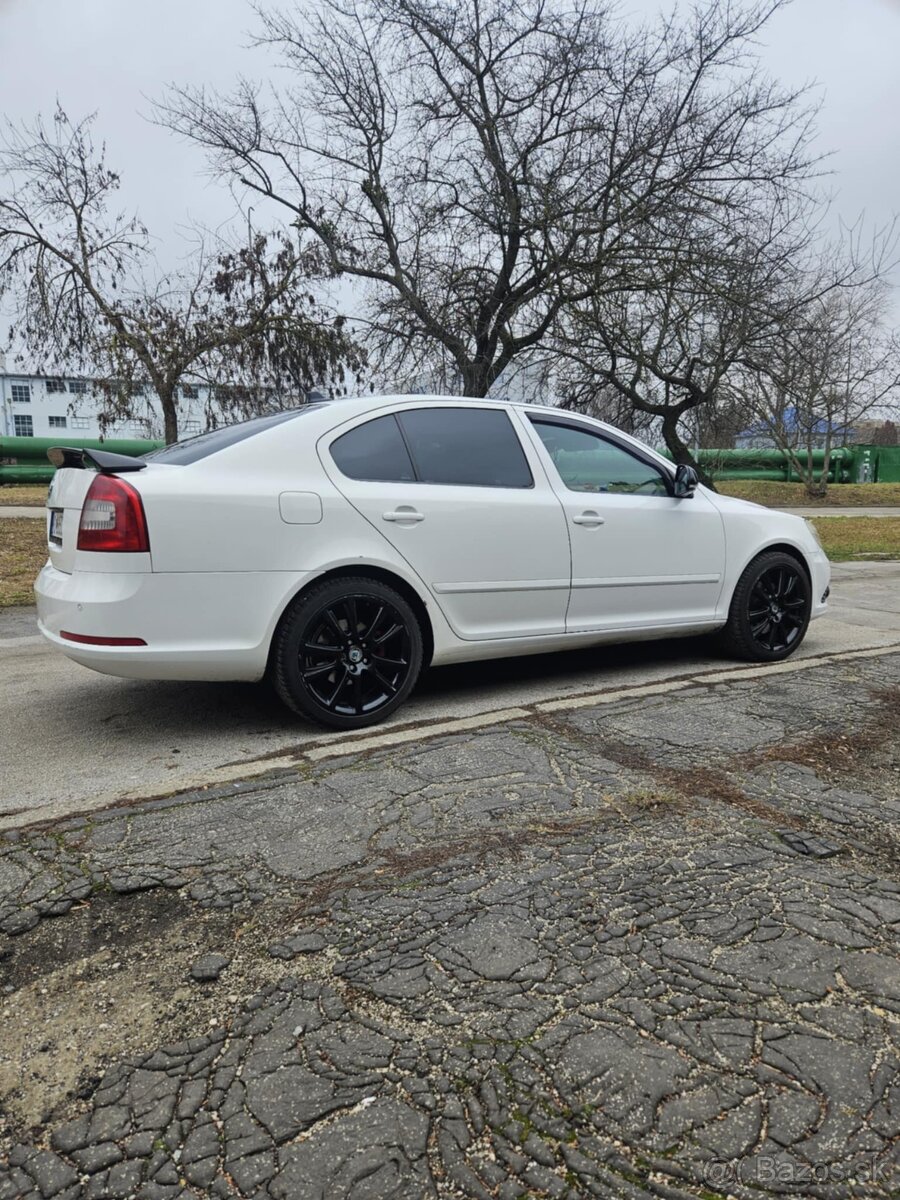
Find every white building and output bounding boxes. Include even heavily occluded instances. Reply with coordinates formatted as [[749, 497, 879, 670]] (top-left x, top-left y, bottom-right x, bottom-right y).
[[1, 358, 562, 443], [0, 366, 212, 441]]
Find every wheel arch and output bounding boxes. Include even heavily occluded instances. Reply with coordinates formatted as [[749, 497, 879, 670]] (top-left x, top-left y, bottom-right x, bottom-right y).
[[719, 542, 814, 662], [750, 541, 812, 583], [267, 565, 435, 675], [719, 541, 811, 624]]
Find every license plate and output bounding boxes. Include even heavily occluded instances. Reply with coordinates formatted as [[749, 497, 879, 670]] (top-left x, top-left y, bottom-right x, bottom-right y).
[[49, 508, 64, 545]]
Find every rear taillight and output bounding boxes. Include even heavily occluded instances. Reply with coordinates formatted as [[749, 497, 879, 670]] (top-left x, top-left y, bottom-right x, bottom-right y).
[[77, 475, 150, 553]]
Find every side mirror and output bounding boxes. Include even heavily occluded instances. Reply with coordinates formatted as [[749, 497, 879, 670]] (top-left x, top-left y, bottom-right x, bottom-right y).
[[673, 464, 700, 498]]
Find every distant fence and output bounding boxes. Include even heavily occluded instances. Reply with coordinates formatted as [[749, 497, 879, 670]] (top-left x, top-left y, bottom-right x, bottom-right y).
[[860, 445, 900, 483], [659, 446, 900, 484], [2, 435, 899, 487], [0, 436, 164, 484]]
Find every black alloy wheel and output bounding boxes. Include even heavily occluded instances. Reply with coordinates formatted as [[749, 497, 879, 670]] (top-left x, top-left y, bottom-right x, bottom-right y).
[[720, 551, 812, 662], [272, 577, 424, 728]]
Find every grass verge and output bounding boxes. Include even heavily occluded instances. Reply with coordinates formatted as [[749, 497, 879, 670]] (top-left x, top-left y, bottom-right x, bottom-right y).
[[809, 516, 900, 562], [1, 513, 896, 610], [717, 480, 900, 506], [0, 485, 48, 507], [0, 519, 46, 606], [4, 480, 900, 508]]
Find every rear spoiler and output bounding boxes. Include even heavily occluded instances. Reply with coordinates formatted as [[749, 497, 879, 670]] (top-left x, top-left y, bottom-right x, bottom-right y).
[[48, 446, 148, 473]]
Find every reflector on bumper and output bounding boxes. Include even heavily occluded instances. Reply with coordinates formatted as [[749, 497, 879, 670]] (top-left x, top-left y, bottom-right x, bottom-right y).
[[60, 631, 147, 646]]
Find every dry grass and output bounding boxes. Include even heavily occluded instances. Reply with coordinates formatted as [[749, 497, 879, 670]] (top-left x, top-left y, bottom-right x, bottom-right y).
[[809, 516, 900, 561], [5, 480, 900, 508], [0, 519, 47, 606], [0, 485, 48, 507], [1, 510, 895, 611], [717, 480, 900, 506]]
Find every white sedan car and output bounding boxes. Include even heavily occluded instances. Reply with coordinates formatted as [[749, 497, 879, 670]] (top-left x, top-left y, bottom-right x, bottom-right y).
[[35, 396, 830, 729]]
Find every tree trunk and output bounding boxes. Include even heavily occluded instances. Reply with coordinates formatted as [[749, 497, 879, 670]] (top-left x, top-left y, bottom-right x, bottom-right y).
[[660, 411, 716, 491], [801, 440, 828, 498], [461, 360, 491, 398], [817, 434, 834, 498], [159, 386, 179, 445]]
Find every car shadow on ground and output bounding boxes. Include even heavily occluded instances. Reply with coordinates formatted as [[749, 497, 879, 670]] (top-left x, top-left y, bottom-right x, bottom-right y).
[[64, 632, 729, 741], [417, 632, 726, 701]]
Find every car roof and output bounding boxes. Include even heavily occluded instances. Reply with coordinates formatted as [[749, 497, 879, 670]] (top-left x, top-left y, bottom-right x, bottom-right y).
[[149, 392, 670, 472], [302, 395, 670, 468], [314, 393, 564, 418]]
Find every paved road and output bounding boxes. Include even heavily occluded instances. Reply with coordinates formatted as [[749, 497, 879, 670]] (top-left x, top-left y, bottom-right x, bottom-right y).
[[1, 646, 898, 1198], [3, 562, 899, 828]]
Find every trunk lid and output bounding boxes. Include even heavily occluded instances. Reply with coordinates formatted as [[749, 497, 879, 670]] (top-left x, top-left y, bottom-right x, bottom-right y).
[[45, 446, 153, 573], [45, 467, 98, 573]]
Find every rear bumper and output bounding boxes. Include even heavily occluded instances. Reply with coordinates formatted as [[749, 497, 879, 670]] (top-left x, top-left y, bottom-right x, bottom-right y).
[[35, 563, 310, 682]]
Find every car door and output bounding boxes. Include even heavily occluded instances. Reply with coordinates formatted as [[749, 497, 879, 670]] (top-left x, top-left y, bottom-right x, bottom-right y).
[[319, 404, 572, 641], [522, 415, 726, 632]]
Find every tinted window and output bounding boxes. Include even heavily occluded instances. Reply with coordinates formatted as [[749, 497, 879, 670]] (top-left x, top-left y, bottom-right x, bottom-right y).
[[398, 408, 532, 488], [144, 406, 323, 465], [532, 420, 669, 496], [330, 414, 415, 482]]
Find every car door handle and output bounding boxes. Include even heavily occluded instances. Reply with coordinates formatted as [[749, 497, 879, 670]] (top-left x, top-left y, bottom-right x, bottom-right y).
[[382, 508, 425, 523], [572, 511, 605, 527]]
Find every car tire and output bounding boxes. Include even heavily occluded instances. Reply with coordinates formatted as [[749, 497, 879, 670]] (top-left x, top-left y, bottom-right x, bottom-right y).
[[272, 576, 424, 729], [719, 551, 812, 662]]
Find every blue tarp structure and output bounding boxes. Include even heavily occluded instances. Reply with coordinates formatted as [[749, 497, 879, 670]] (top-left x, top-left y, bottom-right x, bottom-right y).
[[735, 407, 853, 449]]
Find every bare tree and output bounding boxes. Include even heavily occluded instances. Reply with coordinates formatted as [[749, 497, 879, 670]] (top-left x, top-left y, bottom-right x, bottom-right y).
[[159, 0, 818, 401], [734, 279, 900, 495], [0, 108, 363, 442], [550, 201, 814, 484], [551, 142, 900, 485], [870, 419, 899, 447]]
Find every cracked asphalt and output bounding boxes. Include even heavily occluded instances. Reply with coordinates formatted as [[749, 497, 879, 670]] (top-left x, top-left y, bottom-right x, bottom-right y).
[[1, 644, 898, 1199]]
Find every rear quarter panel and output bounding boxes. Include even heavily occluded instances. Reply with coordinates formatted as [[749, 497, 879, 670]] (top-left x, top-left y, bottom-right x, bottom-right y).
[[131, 434, 363, 575], [126, 419, 459, 660]]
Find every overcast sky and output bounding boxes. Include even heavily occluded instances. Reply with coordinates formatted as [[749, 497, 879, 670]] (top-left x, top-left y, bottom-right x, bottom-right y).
[[1, 0, 899, 286]]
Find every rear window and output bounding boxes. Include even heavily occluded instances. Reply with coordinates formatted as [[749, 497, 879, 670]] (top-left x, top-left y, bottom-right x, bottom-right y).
[[397, 408, 532, 488], [143, 406, 324, 465], [330, 414, 416, 482]]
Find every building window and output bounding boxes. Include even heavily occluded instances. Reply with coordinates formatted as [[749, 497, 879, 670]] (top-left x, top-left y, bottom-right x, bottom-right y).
[[14, 414, 34, 437], [181, 384, 199, 400], [71, 416, 91, 430], [45, 378, 67, 394], [49, 415, 67, 429], [11, 383, 30, 403], [181, 419, 201, 434], [68, 380, 88, 395]]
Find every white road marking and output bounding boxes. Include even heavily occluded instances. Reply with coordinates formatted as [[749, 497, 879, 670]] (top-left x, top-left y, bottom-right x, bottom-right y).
[[304, 707, 531, 761]]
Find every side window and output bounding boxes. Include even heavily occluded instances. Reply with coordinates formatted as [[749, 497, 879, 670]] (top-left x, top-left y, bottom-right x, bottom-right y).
[[397, 408, 532, 488], [531, 420, 669, 496], [330, 414, 416, 482]]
